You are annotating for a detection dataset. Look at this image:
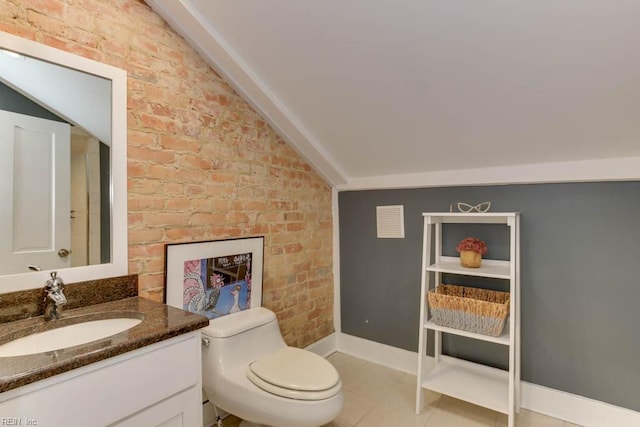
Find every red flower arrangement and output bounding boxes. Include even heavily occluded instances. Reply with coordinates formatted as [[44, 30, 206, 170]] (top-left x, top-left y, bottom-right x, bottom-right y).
[[455, 237, 488, 255]]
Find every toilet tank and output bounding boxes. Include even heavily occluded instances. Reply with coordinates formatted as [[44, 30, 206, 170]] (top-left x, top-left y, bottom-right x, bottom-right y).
[[201, 307, 287, 368]]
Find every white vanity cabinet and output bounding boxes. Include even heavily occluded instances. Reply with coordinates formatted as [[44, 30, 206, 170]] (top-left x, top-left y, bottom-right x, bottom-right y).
[[0, 331, 202, 427], [415, 213, 520, 427]]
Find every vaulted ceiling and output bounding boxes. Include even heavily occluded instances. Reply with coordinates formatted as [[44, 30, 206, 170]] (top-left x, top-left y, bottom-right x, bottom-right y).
[[146, 1, 640, 190]]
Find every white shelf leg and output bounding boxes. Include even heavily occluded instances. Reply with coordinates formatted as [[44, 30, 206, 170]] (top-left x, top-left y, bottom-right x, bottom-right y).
[[415, 217, 432, 415], [515, 224, 521, 414], [415, 354, 425, 414], [508, 216, 519, 426]]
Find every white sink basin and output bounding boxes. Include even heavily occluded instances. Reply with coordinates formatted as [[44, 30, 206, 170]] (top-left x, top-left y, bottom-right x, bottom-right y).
[[0, 317, 142, 357]]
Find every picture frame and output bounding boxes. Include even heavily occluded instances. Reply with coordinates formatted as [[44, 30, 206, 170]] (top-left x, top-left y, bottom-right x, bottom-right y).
[[164, 236, 264, 319]]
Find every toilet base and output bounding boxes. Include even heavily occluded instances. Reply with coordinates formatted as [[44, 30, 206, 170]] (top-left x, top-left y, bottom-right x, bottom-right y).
[[239, 421, 268, 427]]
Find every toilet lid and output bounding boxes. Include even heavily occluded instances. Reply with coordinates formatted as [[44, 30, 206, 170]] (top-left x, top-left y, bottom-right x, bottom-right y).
[[247, 347, 341, 400]]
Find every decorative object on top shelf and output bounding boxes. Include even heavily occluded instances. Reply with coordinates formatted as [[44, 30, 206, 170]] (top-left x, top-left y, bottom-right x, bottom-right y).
[[427, 284, 510, 337], [455, 237, 488, 268], [450, 201, 491, 213]]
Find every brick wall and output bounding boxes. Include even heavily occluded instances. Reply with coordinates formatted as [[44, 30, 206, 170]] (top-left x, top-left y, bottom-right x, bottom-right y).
[[1, 0, 334, 347]]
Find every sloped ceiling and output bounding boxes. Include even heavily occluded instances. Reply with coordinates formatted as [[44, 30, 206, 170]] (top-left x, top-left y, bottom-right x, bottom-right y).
[[147, 0, 640, 189]]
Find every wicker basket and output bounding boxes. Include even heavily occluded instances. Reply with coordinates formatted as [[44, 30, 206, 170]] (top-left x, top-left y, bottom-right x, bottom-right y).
[[428, 284, 510, 337]]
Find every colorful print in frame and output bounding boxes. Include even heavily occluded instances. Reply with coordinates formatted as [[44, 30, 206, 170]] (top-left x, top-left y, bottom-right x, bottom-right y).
[[164, 237, 263, 318]]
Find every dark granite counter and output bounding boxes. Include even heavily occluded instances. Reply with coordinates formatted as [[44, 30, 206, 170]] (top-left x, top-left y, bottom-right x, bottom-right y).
[[0, 276, 209, 393]]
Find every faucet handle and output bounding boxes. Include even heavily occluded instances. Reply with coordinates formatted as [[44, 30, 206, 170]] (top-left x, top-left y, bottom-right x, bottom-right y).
[[45, 271, 64, 292], [44, 271, 67, 312]]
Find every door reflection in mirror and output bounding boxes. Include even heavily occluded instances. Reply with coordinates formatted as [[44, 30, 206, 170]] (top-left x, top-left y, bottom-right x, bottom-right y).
[[0, 80, 111, 274]]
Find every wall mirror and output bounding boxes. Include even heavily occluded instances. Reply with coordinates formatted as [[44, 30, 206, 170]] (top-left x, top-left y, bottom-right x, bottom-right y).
[[0, 31, 127, 293]]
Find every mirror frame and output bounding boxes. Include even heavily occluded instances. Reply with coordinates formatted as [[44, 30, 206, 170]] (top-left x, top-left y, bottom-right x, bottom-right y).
[[0, 31, 127, 292]]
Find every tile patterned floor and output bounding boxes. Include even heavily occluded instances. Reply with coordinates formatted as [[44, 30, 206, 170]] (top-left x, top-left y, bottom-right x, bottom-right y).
[[221, 352, 581, 427]]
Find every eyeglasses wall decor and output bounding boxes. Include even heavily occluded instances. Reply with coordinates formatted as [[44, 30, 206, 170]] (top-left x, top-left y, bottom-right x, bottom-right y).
[[451, 201, 491, 213]]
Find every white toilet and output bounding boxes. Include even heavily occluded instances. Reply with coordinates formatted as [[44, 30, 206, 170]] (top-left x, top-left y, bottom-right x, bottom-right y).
[[201, 307, 343, 427]]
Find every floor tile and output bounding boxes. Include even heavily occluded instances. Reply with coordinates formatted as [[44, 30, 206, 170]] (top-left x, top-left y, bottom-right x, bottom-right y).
[[509, 409, 567, 427], [322, 419, 351, 427], [427, 395, 498, 427], [333, 389, 376, 426], [349, 362, 405, 401], [221, 414, 241, 426], [355, 405, 429, 427], [383, 373, 441, 418]]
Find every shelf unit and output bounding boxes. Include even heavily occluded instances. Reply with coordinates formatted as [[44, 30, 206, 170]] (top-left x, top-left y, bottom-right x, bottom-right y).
[[415, 212, 520, 427]]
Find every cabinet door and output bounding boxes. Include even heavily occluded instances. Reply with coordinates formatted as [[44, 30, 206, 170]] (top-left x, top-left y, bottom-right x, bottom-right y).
[[112, 386, 200, 427]]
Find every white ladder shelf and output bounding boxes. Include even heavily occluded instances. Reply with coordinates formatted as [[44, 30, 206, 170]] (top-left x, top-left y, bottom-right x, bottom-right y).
[[415, 212, 520, 427]]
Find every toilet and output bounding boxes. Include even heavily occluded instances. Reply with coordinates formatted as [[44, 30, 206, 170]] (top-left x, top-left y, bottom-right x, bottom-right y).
[[201, 307, 343, 427]]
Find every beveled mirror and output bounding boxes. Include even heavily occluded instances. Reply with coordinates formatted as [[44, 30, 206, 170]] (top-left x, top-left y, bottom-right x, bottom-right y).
[[0, 31, 127, 293]]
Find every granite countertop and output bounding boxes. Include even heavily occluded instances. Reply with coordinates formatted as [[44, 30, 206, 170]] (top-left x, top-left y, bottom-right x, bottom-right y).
[[0, 277, 209, 393]]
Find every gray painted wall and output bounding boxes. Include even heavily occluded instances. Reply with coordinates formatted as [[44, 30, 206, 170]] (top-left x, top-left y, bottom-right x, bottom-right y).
[[0, 82, 64, 121], [339, 182, 640, 412]]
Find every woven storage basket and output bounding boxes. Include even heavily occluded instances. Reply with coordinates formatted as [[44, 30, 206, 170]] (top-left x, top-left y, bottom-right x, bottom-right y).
[[428, 284, 510, 337]]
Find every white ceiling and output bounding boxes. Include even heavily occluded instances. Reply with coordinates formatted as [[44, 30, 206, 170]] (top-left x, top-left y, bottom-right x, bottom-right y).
[[147, 0, 640, 189]]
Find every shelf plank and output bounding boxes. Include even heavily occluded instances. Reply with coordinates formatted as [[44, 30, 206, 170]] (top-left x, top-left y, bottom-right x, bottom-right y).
[[423, 212, 518, 225], [424, 319, 510, 346], [426, 257, 511, 279], [420, 356, 509, 414]]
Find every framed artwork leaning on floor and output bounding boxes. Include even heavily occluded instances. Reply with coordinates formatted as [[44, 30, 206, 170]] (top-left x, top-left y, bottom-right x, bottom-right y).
[[164, 236, 264, 319]]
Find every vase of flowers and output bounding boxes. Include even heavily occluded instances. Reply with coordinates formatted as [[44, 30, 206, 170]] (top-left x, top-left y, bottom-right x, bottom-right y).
[[455, 237, 488, 268]]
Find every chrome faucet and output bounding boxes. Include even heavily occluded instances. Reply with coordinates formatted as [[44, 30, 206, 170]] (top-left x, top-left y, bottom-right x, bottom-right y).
[[43, 271, 67, 320]]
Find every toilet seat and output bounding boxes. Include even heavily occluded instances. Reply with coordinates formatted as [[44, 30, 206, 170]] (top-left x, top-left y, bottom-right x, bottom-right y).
[[247, 347, 341, 401]]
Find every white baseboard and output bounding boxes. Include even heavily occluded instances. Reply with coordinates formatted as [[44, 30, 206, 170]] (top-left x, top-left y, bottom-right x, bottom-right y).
[[335, 332, 640, 427], [305, 332, 337, 357], [522, 382, 640, 427], [336, 332, 417, 374]]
